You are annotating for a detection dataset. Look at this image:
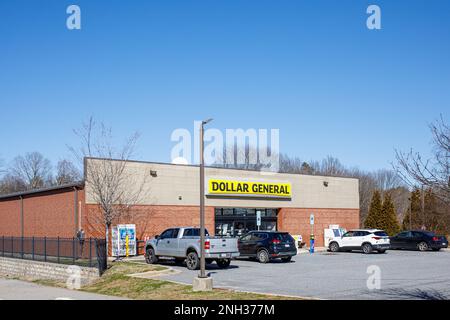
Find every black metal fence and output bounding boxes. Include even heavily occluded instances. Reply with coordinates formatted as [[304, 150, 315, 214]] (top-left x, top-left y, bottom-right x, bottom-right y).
[[0, 236, 107, 274]]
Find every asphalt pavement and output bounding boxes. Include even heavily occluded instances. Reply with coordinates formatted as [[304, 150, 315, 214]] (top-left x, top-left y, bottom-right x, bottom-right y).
[[154, 250, 450, 300]]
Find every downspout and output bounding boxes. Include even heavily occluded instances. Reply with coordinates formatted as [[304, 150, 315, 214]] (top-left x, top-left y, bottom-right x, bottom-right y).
[[20, 195, 24, 237], [74, 187, 79, 236]]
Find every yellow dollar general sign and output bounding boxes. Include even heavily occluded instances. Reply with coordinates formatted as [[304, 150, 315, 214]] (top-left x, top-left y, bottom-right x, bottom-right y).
[[208, 179, 292, 198]]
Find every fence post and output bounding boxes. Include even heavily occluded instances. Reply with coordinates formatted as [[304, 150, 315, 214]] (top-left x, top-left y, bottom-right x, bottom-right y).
[[57, 237, 60, 264], [44, 237, 47, 262], [32, 236, 35, 260], [89, 238, 92, 267], [73, 237, 76, 264]]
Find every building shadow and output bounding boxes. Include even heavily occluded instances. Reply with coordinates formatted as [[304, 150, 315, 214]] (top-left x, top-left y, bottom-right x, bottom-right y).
[[375, 288, 448, 300]]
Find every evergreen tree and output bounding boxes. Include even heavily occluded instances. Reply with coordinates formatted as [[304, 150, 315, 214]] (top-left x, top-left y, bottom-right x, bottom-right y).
[[402, 188, 423, 230], [364, 190, 383, 229], [381, 193, 400, 235], [402, 188, 431, 230]]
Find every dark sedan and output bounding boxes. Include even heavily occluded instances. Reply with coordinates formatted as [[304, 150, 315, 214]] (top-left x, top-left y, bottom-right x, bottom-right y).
[[390, 230, 449, 251], [238, 231, 297, 263]]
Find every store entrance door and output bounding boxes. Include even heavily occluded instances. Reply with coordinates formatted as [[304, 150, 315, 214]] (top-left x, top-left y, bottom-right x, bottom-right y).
[[215, 208, 278, 237]]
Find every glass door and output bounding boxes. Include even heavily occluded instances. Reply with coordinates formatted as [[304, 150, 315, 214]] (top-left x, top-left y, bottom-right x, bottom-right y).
[[233, 220, 247, 237]]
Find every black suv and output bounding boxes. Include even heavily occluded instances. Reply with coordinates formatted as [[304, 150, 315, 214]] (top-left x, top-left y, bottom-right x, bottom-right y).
[[390, 230, 449, 251], [238, 231, 297, 263]]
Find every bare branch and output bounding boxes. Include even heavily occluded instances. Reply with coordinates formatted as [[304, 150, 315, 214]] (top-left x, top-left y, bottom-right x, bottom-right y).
[[9, 152, 53, 190], [394, 116, 450, 204], [69, 117, 149, 255]]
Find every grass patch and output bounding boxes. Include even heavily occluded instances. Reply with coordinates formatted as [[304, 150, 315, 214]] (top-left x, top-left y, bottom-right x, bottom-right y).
[[81, 261, 298, 300]]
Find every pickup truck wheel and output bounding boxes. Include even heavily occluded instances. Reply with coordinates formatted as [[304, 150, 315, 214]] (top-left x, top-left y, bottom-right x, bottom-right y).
[[329, 242, 340, 253], [216, 259, 231, 269], [257, 249, 270, 264], [186, 252, 200, 270], [362, 243, 373, 254], [145, 247, 158, 264]]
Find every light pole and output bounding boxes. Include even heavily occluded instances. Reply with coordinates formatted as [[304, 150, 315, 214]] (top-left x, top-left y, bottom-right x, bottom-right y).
[[408, 197, 412, 230], [199, 118, 212, 279]]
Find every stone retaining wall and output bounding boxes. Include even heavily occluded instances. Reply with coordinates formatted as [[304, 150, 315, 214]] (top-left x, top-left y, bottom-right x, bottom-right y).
[[0, 257, 99, 286]]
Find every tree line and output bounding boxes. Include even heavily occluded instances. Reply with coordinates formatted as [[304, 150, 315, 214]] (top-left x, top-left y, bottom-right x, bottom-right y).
[[1, 115, 448, 238], [0, 152, 81, 194], [213, 116, 449, 235]]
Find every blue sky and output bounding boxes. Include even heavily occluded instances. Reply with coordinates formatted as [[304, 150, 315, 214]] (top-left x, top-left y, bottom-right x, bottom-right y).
[[0, 0, 449, 172]]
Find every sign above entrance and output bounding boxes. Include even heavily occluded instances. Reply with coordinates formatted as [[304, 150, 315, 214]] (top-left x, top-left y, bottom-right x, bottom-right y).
[[207, 178, 292, 199]]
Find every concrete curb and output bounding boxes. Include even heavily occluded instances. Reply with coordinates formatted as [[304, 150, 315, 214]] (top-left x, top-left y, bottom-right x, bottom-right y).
[[297, 247, 327, 255], [127, 266, 181, 279]]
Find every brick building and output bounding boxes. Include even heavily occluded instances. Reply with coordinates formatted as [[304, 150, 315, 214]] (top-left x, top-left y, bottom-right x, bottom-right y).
[[0, 158, 360, 248]]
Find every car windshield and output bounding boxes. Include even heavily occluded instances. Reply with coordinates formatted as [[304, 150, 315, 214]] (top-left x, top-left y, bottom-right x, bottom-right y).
[[374, 231, 388, 237]]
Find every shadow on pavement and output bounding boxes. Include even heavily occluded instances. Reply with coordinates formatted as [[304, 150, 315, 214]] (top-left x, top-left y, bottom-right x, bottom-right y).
[[375, 288, 448, 300]]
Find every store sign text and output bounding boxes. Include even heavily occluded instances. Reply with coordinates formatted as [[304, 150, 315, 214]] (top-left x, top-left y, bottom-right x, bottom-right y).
[[208, 179, 291, 198]]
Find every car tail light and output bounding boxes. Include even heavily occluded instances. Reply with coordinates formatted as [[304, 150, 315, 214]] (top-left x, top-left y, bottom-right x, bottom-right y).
[[205, 240, 210, 250], [372, 237, 382, 240], [271, 239, 282, 245], [432, 237, 439, 242]]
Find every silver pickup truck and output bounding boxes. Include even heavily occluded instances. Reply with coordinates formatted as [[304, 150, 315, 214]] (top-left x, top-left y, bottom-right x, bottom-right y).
[[144, 227, 240, 270]]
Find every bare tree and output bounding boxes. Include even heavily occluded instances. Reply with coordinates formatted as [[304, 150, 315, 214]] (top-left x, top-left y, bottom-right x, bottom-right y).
[[213, 145, 268, 171], [9, 152, 53, 190], [69, 117, 150, 256], [279, 154, 317, 175], [316, 156, 347, 177], [0, 157, 5, 176], [55, 159, 82, 185], [394, 116, 450, 204], [371, 169, 403, 191], [0, 173, 27, 194], [346, 168, 377, 224]]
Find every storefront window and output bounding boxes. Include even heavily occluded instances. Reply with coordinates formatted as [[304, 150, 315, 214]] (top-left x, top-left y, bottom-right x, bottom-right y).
[[223, 208, 234, 216], [261, 221, 276, 231], [265, 209, 277, 217], [215, 208, 278, 237]]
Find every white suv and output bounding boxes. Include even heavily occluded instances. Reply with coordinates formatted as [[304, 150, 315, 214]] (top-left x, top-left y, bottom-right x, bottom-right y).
[[328, 229, 390, 254]]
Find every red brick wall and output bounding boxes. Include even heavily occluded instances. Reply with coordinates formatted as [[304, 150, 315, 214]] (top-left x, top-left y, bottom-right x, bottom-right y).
[[278, 208, 360, 247], [0, 188, 83, 238], [23, 190, 80, 238], [0, 199, 21, 236], [83, 205, 359, 249], [83, 204, 215, 240], [1, 190, 359, 250]]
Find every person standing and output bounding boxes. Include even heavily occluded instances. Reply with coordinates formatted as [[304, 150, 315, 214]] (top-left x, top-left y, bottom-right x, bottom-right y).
[[76, 229, 86, 258]]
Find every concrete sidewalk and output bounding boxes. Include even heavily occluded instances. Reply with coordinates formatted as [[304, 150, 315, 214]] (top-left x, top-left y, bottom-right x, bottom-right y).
[[0, 278, 125, 300]]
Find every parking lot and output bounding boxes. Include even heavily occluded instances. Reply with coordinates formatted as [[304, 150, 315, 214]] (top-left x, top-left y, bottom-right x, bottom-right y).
[[156, 250, 450, 300]]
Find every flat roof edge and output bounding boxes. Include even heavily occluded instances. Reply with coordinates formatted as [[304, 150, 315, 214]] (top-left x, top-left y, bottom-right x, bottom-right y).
[[0, 182, 85, 201], [84, 157, 360, 182]]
